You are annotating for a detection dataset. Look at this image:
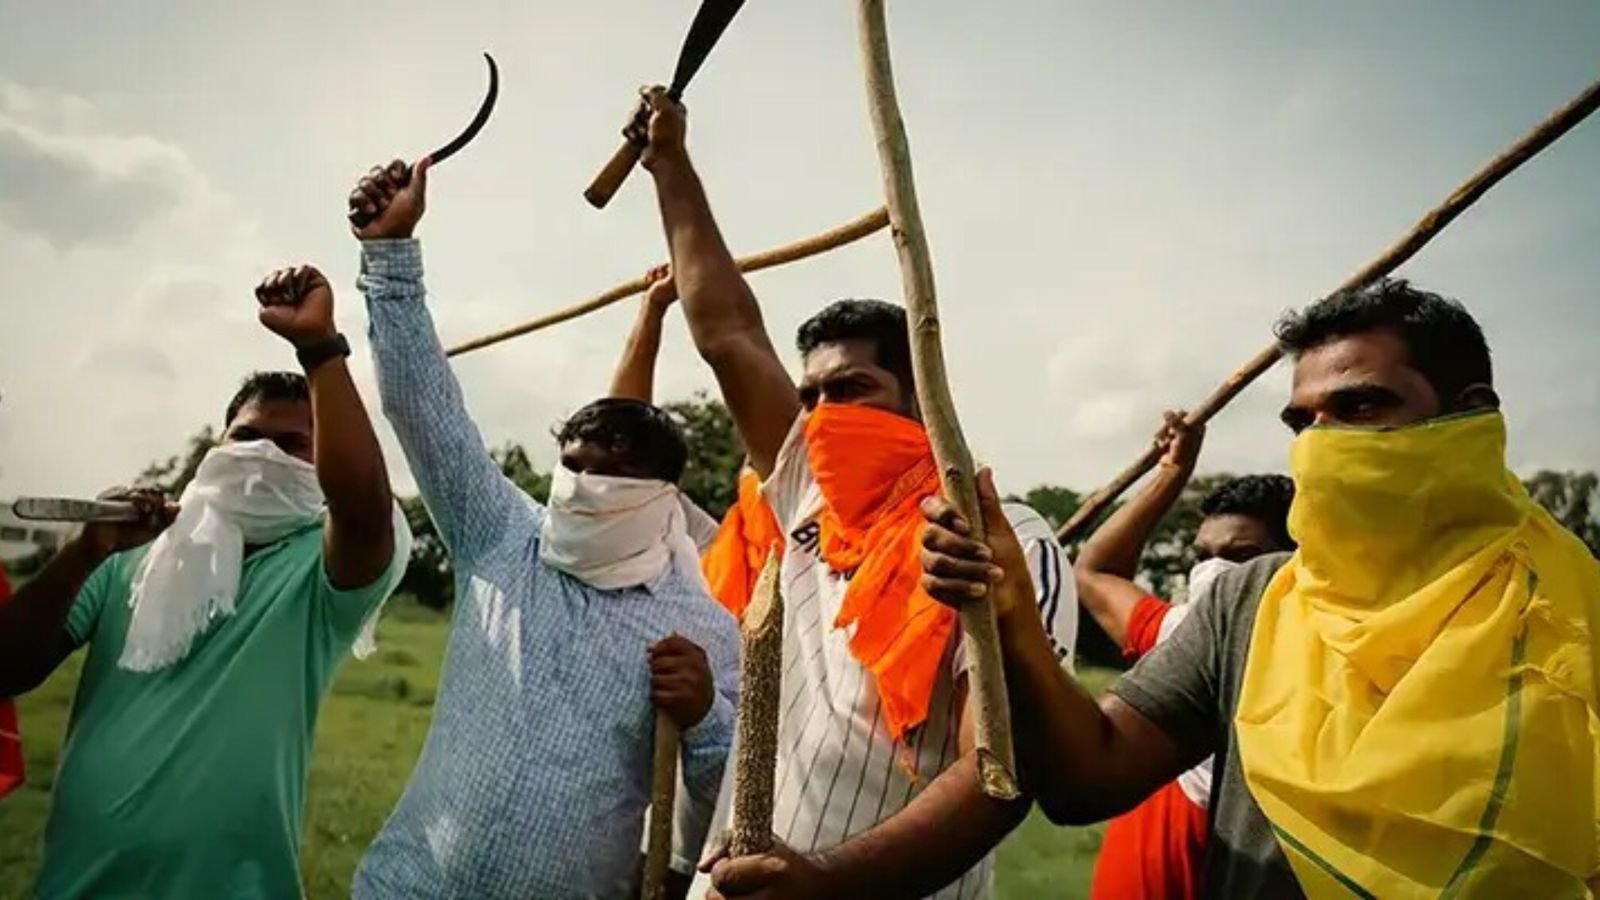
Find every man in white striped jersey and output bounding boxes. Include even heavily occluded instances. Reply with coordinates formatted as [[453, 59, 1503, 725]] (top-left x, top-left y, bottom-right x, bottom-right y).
[[638, 86, 1077, 900]]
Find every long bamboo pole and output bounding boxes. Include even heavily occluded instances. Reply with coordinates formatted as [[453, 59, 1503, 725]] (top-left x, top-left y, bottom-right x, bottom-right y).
[[857, 0, 1018, 800], [728, 554, 783, 857], [444, 207, 890, 357], [1056, 75, 1600, 544], [640, 712, 679, 900]]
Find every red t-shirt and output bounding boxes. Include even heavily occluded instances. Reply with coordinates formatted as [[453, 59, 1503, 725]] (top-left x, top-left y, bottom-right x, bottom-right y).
[[1089, 595, 1208, 900], [0, 566, 22, 799]]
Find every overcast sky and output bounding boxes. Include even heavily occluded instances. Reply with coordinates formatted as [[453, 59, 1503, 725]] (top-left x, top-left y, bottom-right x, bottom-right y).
[[1, 1, 1596, 501]]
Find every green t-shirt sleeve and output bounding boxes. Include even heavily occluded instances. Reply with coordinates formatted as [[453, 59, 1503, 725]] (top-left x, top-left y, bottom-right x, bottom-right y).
[[65, 554, 121, 647], [314, 529, 409, 647]]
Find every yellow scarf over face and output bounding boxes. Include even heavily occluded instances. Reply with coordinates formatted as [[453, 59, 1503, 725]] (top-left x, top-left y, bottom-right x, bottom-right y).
[[1236, 411, 1600, 898]]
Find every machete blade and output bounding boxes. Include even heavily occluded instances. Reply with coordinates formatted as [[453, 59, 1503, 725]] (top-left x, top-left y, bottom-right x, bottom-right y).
[[668, 0, 747, 99]]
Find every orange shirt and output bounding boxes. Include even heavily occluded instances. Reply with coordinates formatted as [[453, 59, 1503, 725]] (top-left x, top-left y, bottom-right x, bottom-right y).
[[1091, 596, 1207, 900]]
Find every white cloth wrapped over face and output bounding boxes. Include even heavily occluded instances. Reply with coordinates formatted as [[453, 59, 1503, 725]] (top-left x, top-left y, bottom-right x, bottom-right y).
[[121, 439, 408, 671], [538, 467, 707, 592], [1179, 556, 1238, 606]]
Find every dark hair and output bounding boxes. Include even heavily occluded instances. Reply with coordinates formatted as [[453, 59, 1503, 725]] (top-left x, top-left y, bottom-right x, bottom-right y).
[[224, 371, 309, 426], [796, 299, 913, 387], [555, 398, 688, 483], [1274, 278, 1492, 403], [1201, 475, 1297, 550]]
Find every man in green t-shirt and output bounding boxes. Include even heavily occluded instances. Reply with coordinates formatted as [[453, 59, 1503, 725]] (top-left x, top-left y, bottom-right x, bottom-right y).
[[0, 264, 409, 899]]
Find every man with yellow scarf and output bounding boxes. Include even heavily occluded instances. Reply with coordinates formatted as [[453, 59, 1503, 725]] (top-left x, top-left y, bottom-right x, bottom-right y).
[[921, 279, 1600, 898]]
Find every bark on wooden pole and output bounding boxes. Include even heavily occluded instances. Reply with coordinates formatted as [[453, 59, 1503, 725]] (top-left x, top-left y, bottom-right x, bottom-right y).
[[445, 207, 890, 357], [857, 0, 1018, 800], [728, 553, 783, 856], [641, 712, 680, 900], [1056, 75, 1600, 544]]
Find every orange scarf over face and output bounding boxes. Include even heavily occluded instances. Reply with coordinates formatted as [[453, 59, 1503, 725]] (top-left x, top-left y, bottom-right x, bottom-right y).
[[702, 468, 786, 620], [805, 403, 953, 741], [0, 567, 22, 800]]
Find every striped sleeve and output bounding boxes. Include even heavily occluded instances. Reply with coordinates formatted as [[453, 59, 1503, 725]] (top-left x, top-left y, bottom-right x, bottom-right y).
[[954, 503, 1078, 677]]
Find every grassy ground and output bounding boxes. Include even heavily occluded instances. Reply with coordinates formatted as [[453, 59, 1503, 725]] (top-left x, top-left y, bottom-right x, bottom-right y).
[[0, 601, 1104, 898]]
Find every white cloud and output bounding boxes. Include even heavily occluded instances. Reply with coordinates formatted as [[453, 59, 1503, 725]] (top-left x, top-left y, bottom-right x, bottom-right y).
[[0, 86, 201, 249], [0, 81, 281, 496], [0, 1, 1596, 506]]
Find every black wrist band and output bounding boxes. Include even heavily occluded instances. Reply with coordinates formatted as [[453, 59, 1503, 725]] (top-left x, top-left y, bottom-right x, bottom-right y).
[[296, 333, 351, 372]]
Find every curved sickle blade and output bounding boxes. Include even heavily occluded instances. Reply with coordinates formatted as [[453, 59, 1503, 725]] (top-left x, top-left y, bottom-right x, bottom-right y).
[[428, 52, 499, 165]]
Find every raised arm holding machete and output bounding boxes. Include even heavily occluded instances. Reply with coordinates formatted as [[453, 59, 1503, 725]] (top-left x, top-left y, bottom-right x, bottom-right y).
[[584, 0, 746, 209]]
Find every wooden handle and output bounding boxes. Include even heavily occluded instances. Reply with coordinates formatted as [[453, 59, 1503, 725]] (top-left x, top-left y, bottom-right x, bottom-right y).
[[584, 141, 645, 209], [641, 710, 680, 900], [858, 0, 1018, 800], [445, 207, 891, 357], [347, 164, 414, 230], [1055, 75, 1600, 544]]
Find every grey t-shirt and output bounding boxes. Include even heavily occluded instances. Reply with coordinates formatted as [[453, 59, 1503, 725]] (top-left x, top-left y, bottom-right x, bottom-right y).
[[1106, 552, 1303, 900]]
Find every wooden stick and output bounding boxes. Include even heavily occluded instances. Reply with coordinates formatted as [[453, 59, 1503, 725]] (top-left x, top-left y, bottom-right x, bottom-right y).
[[857, 0, 1018, 800], [1056, 75, 1600, 544], [641, 711, 680, 900], [728, 553, 783, 856], [445, 207, 891, 357]]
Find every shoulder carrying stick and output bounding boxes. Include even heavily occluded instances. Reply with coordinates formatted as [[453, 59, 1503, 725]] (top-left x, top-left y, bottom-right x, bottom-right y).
[[641, 712, 680, 900], [729, 553, 783, 856], [857, 0, 1019, 800], [1056, 75, 1600, 544], [445, 208, 890, 357]]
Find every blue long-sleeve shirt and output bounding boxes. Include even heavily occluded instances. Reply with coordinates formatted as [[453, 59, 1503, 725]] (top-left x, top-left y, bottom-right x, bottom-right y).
[[353, 239, 740, 899]]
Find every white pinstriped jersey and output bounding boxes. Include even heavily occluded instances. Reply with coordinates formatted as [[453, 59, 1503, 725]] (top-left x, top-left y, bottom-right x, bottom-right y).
[[692, 420, 1077, 900]]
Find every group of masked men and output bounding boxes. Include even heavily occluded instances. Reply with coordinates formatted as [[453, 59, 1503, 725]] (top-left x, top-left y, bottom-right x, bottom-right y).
[[1, 85, 1597, 900]]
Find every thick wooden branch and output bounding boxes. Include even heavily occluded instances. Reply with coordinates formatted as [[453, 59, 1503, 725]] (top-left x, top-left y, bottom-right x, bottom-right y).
[[445, 207, 890, 357], [641, 712, 679, 900], [728, 553, 783, 856], [1056, 75, 1600, 544], [857, 0, 1018, 800]]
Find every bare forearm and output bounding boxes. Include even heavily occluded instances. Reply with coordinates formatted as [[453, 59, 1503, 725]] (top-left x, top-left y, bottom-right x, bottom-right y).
[[817, 754, 1026, 899], [610, 302, 667, 402], [0, 539, 101, 696], [1076, 464, 1189, 578], [997, 608, 1174, 824], [649, 156, 762, 346], [646, 154, 798, 475], [308, 358, 393, 586]]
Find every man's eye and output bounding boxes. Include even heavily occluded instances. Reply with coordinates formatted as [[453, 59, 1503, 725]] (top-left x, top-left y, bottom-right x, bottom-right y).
[[1342, 399, 1378, 420]]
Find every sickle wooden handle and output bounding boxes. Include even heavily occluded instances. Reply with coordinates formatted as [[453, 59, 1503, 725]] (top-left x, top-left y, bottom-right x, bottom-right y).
[[584, 140, 645, 209], [347, 165, 415, 229]]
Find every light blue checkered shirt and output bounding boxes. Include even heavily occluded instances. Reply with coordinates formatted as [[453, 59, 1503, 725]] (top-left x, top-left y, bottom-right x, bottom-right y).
[[353, 240, 741, 900]]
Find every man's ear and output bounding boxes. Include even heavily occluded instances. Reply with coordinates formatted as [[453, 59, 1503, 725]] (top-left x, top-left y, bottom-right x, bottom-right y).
[[1456, 383, 1501, 412]]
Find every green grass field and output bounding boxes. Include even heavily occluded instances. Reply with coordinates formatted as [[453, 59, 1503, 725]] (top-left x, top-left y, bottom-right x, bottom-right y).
[[0, 601, 1103, 898]]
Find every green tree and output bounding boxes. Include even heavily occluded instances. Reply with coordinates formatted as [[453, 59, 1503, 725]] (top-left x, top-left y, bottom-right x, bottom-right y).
[[1011, 485, 1083, 533], [1524, 470, 1600, 556], [664, 391, 745, 518], [135, 426, 217, 496]]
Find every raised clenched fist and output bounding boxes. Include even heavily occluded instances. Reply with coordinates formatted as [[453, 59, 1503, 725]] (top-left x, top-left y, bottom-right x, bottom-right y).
[[637, 86, 688, 173], [349, 157, 428, 240], [255, 264, 336, 348]]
